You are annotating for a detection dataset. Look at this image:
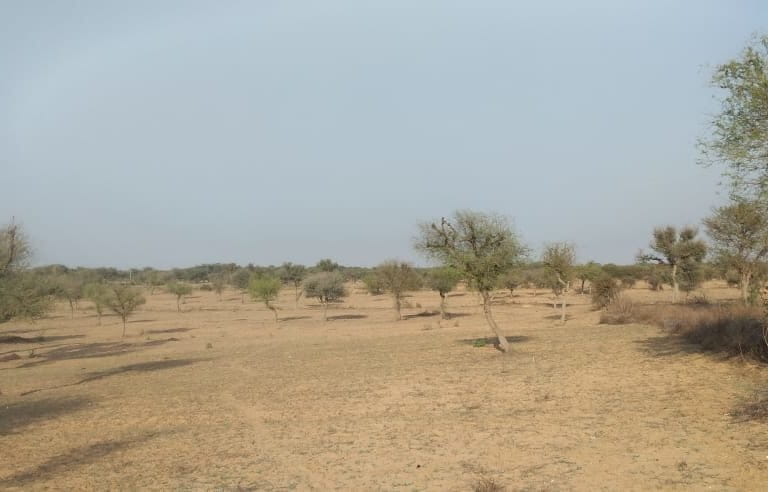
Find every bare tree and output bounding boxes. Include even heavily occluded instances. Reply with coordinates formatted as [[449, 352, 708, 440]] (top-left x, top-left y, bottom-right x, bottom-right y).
[[106, 285, 145, 337], [542, 243, 575, 323], [376, 261, 422, 320], [303, 272, 347, 320], [639, 226, 707, 303], [704, 200, 768, 304], [249, 276, 281, 323], [426, 267, 462, 319], [415, 211, 527, 353]]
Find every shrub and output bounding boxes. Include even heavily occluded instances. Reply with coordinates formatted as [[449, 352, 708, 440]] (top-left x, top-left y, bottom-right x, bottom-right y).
[[591, 276, 622, 309], [620, 276, 636, 289], [599, 295, 635, 325], [362, 273, 384, 295], [303, 272, 347, 320], [199, 283, 213, 291]]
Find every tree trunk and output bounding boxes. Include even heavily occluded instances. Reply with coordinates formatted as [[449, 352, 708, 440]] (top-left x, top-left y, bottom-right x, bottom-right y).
[[294, 284, 302, 308], [580, 279, 586, 295], [323, 301, 328, 321], [671, 263, 679, 303], [439, 292, 448, 320], [267, 302, 278, 323], [481, 291, 509, 353], [241, 292, 245, 304], [560, 293, 566, 323], [740, 270, 752, 304], [394, 295, 402, 321], [97, 310, 102, 326], [176, 296, 181, 313], [122, 317, 127, 337], [69, 300, 75, 319]]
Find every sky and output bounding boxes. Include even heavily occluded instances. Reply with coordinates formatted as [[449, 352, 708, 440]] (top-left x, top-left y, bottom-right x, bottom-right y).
[[1, 1, 766, 269]]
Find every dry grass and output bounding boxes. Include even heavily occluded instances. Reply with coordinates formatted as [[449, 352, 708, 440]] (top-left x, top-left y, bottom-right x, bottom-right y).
[[637, 303, 768, 363], [1, 281, 767, 489]]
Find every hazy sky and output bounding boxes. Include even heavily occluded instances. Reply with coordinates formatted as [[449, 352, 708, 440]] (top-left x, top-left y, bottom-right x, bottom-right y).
[[1, 1, 765, 269]]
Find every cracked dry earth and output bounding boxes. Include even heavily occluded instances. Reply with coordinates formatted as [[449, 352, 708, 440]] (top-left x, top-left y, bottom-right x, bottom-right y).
[[1, 282, 767, 490]]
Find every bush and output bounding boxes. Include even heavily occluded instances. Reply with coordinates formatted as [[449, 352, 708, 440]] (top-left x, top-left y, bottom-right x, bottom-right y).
[[620, 276, 636, 289], [591, 276, 622, 309], [361, 273, 384, 295], [199, 283, 213, 291], [599, 295, 635, 325]]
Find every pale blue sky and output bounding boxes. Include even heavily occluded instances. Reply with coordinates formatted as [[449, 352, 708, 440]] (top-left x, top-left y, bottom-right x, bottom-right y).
[[1, 1, 765, 268]]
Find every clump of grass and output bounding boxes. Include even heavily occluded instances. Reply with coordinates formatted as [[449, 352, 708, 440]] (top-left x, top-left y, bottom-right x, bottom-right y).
[[732, 388, 768, 422], [473, 476, 505, 492], [626, 303, 768, 363]]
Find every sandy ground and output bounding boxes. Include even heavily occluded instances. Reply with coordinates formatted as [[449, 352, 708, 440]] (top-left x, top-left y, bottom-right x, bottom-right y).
[[1, 281, 767, 490]]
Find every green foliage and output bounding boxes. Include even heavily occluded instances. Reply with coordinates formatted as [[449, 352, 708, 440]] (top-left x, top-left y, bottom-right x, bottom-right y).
[[591, 276, 622, 309], [362, 273, 384, 295], [376, 261, 422, 296], [1, 221, 54, 323], [84, 282, 111, 323], [700, 35, 768, 198], [279, 262, 306, 285], [704, 199, 768, 302], [574, 261, 602, 291], [542, 242, 575, 295], [167, 282, 193, 312], [497, 271, 521, 294], [639, 226, 707, 301], [303, 272, 347, 305], [231, 269, 251, 290], [426, 267, 462, 296], [105, 284, 146, 336], [315, 259, 339, 272], [53, 274, 85, 317], [415, 210, 528, 294], [249, 276, 281, 304], [376, 260, 422, 320], [209, 272, 227, 298]]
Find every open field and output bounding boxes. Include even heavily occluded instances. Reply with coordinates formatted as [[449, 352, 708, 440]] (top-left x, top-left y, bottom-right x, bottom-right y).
[[1, 282, 767, 490]]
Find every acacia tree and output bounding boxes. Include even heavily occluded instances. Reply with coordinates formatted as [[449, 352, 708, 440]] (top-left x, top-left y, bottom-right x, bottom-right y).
[[700, 35, 768, 199], [362, 273, 384, 295], [166, 282, 192, 312], [231, 269, 251, 303], [279, 262, 306, 307], [574, 261, 602, 294], [209, 272, 227, 301], [84, 282, 111, 325], [55, 274, 84, 318], [315, 259, 339, 272], [106, 285, 145, 337], [0, 221, 52, 323], [249, 276, 281, 323], [704, 200, 768, 303], [542, 242, 575, 323], [303, 272, 347, 320], [376, 260, 422, 321], [498, 271, 521, 298], [639, 226, 707, 303], [415, 211, 527, 353], [426, 267, 462, 319]]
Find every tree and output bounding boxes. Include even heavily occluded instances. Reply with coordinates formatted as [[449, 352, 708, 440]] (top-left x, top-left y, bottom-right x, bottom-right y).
[[362, 273, 384, 295], [315, 259, 339, 272], [166, 282, 192, 312], [249, 276, 281, 323], [54, 274, 84, 318], [542, 242, 575, 323], [106, 285, 145, 337], [303, 272, 347, 320], [426, 267, 462, 319], [704, 200, 768, 304], [231, 269, 251, 303], [638, 226, 707, 303], [574, 261, 602, 294], [375, 260, 422, 321], [415, 211, 527, 353], [498, 271, 521, 297], [279, 262, 306, 307], [700, 35, 768, 199], [84, 282, 111, 325], [209, 272, 227, 301], [0, 221, 52, 323]]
